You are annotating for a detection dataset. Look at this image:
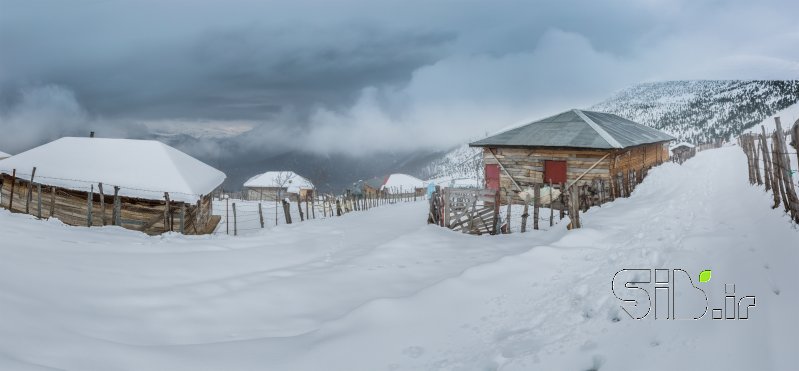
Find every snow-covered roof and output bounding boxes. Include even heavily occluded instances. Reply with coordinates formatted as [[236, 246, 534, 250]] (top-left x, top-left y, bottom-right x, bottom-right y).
[[243, 171, 314, 193], [470, 109, 675, 149], [381, 174, 425, 191], [0, 137, 225, 203], [0, 150, 10, 159], [670, 142, 696, 149]]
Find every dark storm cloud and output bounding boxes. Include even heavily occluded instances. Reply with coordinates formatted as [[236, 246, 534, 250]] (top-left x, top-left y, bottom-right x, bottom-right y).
[[1, 0, 798, 156]]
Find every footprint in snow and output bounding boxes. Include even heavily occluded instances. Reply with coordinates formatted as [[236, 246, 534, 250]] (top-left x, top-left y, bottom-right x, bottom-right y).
[[584, 354, 606, 371]]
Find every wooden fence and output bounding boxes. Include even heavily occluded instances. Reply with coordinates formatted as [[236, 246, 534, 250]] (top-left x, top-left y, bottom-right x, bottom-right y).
[[428, 188, 499, 234], [427, 181, 603, 234], [697, 139, 724, 152], [671, 148, 696, 164], [0, 169, 217, 235], [214, 189, 425, 236], [738, 117, 799, 223]]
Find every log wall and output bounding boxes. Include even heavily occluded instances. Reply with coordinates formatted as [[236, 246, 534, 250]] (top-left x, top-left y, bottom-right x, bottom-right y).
[[0, 175, 217, 235]]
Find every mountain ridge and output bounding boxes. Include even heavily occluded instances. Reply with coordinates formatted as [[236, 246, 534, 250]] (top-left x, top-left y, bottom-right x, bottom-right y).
[[417, 80, 799, 185]]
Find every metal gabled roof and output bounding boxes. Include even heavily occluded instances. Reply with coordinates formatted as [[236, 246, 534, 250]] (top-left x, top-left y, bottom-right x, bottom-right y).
[[470, 109, 675, 149]]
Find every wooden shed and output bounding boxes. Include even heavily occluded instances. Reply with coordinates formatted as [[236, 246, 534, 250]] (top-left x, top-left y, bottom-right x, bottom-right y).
[[349, 176, 387, 198], [470, 109, 675, 204], [670, 142, 696, 164], [243, 171, 315, 202], [382, 173, 426, 197], [0, 137, 225, 235]]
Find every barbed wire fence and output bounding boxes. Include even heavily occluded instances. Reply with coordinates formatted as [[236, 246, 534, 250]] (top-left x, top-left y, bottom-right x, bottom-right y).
[[0, 166, 427, 236], [213, 188, 427, 236]]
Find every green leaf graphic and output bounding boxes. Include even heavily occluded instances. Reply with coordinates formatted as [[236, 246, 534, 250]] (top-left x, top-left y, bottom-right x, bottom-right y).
[[699, 270, 712, 283]]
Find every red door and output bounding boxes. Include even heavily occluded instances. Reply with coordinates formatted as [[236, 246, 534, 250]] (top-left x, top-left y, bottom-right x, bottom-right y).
[[485, 164, 500, 190], [544, 160, 567, 184]]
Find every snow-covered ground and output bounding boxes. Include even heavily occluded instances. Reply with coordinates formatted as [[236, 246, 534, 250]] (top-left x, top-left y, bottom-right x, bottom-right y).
[[0, 147, 796, 370]]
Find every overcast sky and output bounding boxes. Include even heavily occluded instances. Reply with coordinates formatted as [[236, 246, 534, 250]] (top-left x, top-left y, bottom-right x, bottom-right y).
[[1, 0, 798, 156]]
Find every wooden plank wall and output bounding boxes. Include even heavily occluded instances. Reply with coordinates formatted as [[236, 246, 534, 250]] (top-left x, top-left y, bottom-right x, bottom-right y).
[[611, 142, 668, 175], [484, 147, 612, 186], [0, 175, 216, 235], [484, 142, 669, 205], [484, 147, 611, 205]]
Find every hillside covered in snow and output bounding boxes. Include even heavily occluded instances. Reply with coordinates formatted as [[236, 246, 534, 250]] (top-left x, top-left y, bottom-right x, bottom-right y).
[[419, 144, 483, 187], [418, 80, 799, 184], [0, 147, 795, 370], [591, 80, 799, 143]]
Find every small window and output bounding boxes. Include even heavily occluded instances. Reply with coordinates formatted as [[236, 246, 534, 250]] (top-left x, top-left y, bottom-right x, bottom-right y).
[[544, 160, 567, 184]]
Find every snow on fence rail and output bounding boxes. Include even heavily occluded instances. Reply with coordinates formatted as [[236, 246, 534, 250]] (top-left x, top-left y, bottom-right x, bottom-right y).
[[738, 117, 799, 223]]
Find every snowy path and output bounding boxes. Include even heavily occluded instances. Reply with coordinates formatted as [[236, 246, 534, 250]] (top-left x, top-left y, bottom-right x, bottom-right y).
[[0, 147, 796, 370]]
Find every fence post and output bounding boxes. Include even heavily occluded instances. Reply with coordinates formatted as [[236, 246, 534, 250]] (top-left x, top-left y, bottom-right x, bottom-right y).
[[753, 139, 763, 185], [492, 189, 500, 234], [443, 188, 451, 228], [548, 181, 554, 227], [760, 126, 774, 193], [113, 186, 120, 225], [297, 197, 304, 221], [773, 118, 799, 222], [26, 167, 36, 214], [180, 204, 186, 234], [258, 202, 265, 228], [533, 184, 540, 230], [520, 191, 529, 233], [98, 183, 106, 225], [232, 202, 237, 236], [282, 199, 292, 224], [87, 184, 93, 227], [164, 192, 171, 232], [8, 169, 16, 211], [569, 185, 581, 229], [196, 199, 202, 232], [49, 186, 56, 218], [504, 191, 512, 234], [36, 184, 42, 219], [226, 197, 230, 234]]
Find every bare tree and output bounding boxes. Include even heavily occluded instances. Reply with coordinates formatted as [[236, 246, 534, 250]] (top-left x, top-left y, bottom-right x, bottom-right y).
[[272, 171, 296, 225]]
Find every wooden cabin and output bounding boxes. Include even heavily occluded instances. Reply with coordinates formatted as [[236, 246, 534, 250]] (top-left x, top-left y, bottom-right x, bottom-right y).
[[349, 176, 387, 198], [670, 142, 696, 164], [470, 109, 675, 204], [0, 137, 224, 235], [243, 171, 315, 202], [382, 173, 426, 197]]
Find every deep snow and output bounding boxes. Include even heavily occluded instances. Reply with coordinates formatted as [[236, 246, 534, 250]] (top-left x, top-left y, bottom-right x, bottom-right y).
[[0, 147, 796, 370]]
